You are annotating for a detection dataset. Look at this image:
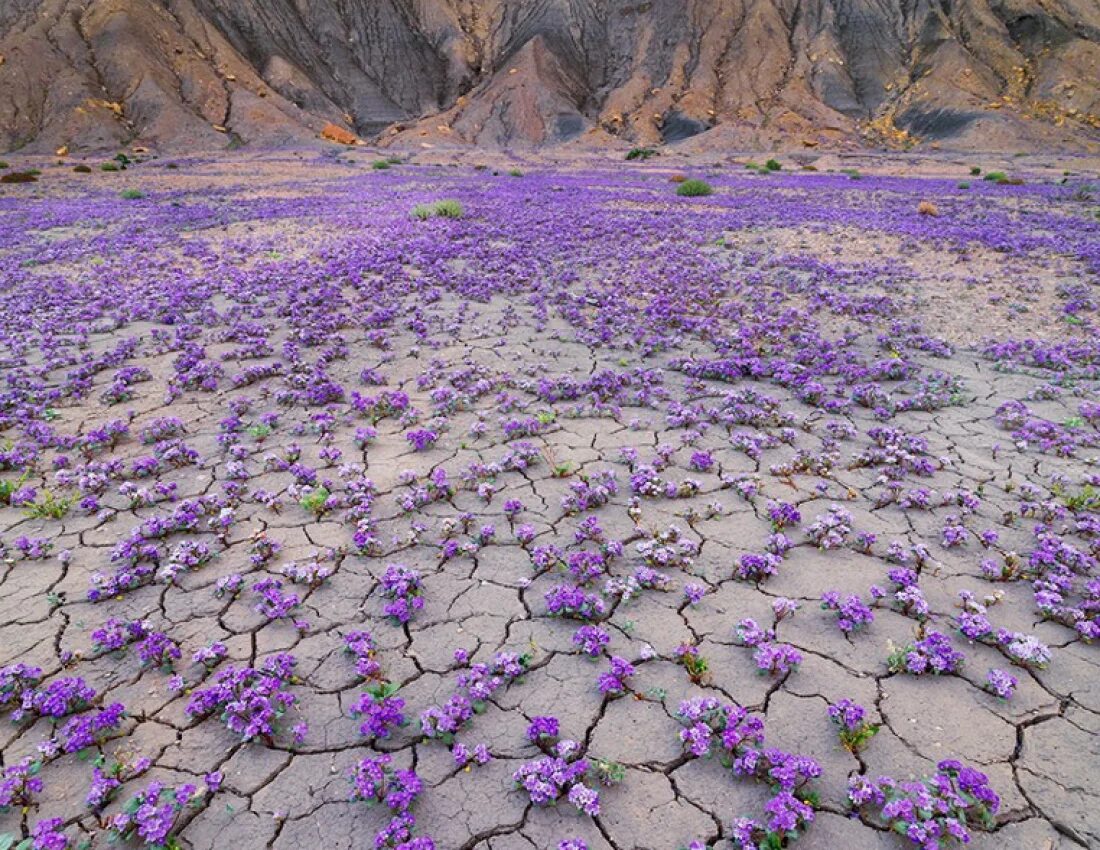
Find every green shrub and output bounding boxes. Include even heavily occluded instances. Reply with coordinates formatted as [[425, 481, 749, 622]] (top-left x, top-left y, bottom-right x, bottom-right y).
[[25, 491, 73, 520], [957, 181, 971, 189], [371, 159, 391, 170], [626, 147, 657, 161], [411, 199, 465, 220], [764, 158, 782, 171], [0, 171, 37, 184], [970, 166, 981, 175], [841, 168, 862, 180], [101, 162, 119, 172], [508, 168, 523, 177], [386, 156, 402, 165], [983, 171, 1006, 182], [300, 486, 331, 517], [120, 188, 145, 199], [675, 179, 714, 197], [73, 164, 92, 173], [433, 199, 464, 219], [0, 160, 8, 169]]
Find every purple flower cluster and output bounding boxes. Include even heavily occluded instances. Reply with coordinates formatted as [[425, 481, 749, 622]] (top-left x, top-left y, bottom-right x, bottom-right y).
[[107, 781, 206, 849], [345, 629, 382, 679], [420, 651, 529, 742], [350, 682, 406, 741], [572, 624, 611, 657], [185, 655, 302, 744], [596, 656, 635, 696], [734, 618, 802, 676], [512, 720, 611, 818], [888, 632, 964, 676], [827, 699, 879, 753], [848, 760, 999, 848], [545, 583, 606, 620], [821, 590, 875, 634], [675, 697, 820, 847], [379, 563, 425, 624]]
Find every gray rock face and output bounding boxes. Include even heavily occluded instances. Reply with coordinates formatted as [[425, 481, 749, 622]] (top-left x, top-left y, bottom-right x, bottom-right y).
[[1, 0, 1099, 152]]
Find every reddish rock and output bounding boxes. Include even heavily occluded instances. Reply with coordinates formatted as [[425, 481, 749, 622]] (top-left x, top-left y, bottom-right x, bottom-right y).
[[321, 122, 358, 145]]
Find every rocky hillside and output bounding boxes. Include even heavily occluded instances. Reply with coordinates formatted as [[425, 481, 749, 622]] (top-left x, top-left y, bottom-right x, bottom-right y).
[[2, 0, 1099, 153]]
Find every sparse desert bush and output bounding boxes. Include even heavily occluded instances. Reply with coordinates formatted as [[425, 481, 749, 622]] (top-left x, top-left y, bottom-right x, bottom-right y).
[[917, 200, 939, 216], [626, 147, 657, 161], [412, 199, 464, 220], [1, 171, 37, 184], [372, 159, 390, 170], [73, 164, 92, 173], [676, 179, 713, 197], [841, 168, 862, 180], [101, 162, 119, 172], [669, 174, 688, 183], [433, 199, 464, 218], [970, 166, 981, 175], [508, 168, 523, 177], [983, 171, 1024, 185], [764, 158, 782, 171], [121, 189, 145, 199], [0, 160, 8, 169], [957, 181, 971, 189]]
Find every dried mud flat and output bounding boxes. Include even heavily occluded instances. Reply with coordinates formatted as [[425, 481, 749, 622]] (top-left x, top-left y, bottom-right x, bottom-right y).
[[1, 152, 1099, 850]]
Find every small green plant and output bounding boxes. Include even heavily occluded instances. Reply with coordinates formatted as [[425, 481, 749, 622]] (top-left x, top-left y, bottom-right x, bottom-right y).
[[841, 168, 862, 180], [551, 461, 575, 478], [371, 159, 391, 170], [676, 179, 713, 197], [100, 162, 119, 172], [1060, 485, 1099, 512], [0, 160, 8, 169], [120, 188, 144, 199], [386, 156, 402, 165], [411, 199, 464, 220], [299, 486, 331, 517], [680, 651, 710, 685], [957, 181, 971, 189], [247, 423, 272, 442], [592, 758, 626, 786], [508, 168, 523, 177], [433, 199, 463, 218], [970, 166, 981, 175], [0, 475, 28, 505], [625, 147, 657, 161], [73, 164, 92, 173], [838, 721, 880, 754], [25, 490, 73, 520], [764, 158, 782, 171]]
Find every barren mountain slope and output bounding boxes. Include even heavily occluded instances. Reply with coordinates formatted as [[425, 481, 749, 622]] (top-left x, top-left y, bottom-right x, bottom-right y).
[[1, 0, 1098, 152]]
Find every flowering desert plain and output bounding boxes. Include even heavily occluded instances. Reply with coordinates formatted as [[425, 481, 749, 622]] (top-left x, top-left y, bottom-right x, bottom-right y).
[[0, 151, 1099, 850]]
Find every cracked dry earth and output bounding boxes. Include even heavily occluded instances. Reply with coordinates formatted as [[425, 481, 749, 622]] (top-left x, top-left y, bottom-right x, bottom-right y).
[[1, 154, 1099, 850]]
